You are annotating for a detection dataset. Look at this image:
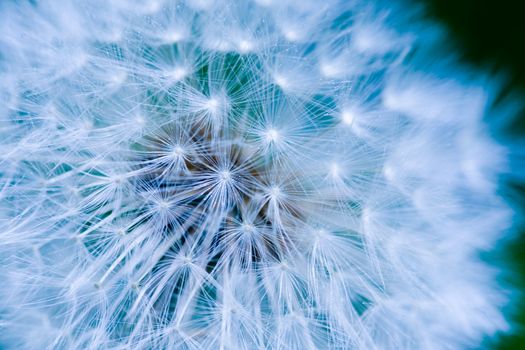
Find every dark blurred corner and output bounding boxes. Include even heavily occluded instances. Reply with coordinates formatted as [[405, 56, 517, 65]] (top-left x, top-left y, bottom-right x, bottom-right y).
[[418, 0, 525, 349], [419, 0, 525, 130]]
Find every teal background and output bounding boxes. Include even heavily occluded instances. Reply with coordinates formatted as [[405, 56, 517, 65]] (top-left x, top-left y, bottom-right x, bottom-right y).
[[420, 1, 525, 348]]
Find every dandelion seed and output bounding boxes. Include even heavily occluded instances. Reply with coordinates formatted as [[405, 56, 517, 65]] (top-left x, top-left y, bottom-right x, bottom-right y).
[[206, 97, 220, 112], [329, 162, 341, 178], [341, 109, 355, 125], [237, 39, 254, 54], [163, 30, 185, 44], [269, 186, 282, 199], [264, 128, 280, 143], [166, 67, 188, 81], [273, 75, 289, 90], [171, 145, 185, 157]]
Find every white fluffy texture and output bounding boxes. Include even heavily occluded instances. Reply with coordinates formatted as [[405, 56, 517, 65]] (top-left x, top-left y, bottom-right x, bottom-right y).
[[0, 0, 510, 349]]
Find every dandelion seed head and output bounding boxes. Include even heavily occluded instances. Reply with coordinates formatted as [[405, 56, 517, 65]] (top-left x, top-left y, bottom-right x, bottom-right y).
[[0, 0, 515, 349]]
